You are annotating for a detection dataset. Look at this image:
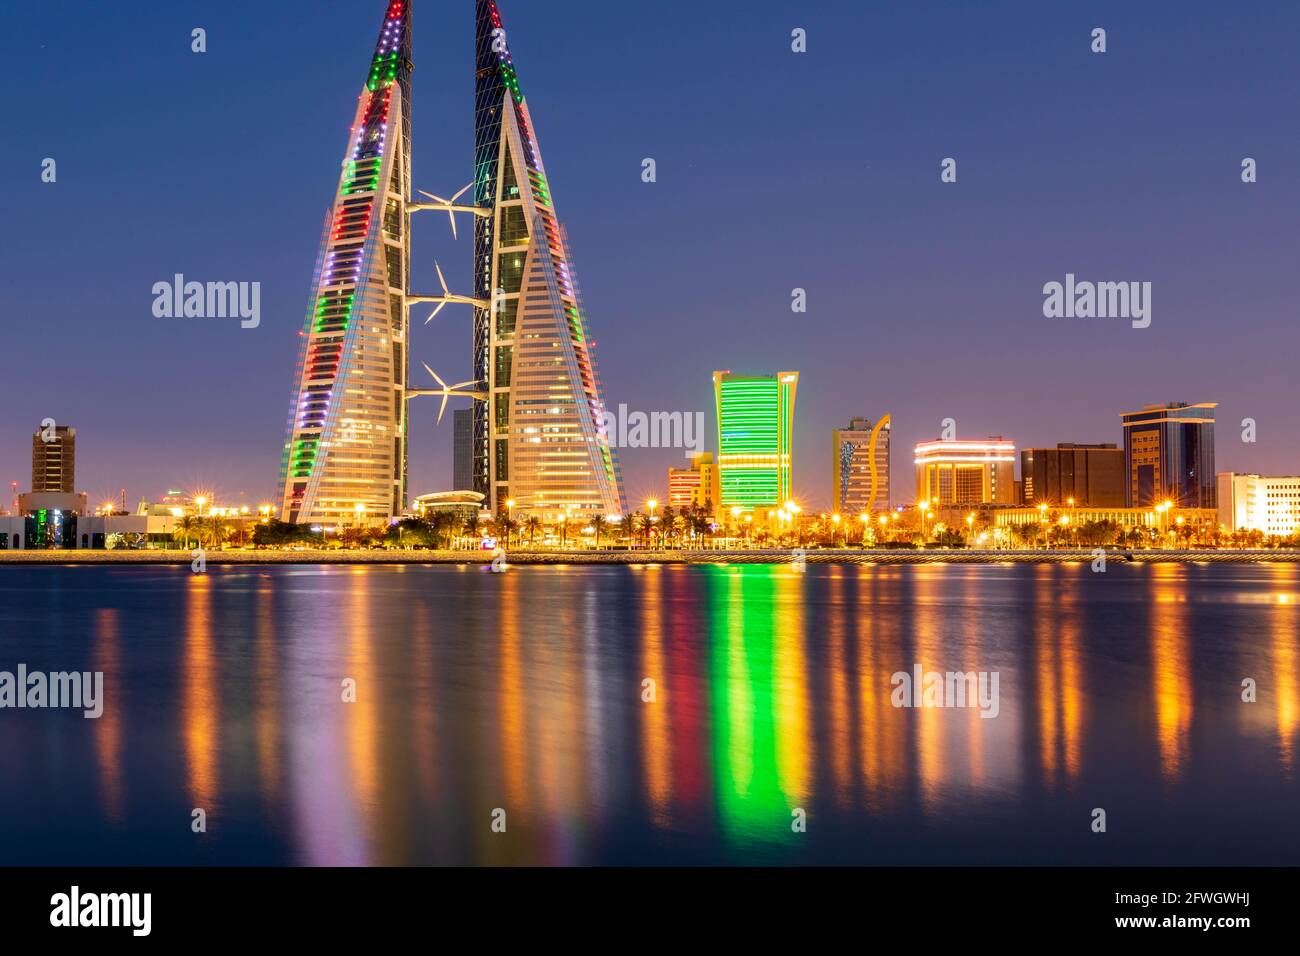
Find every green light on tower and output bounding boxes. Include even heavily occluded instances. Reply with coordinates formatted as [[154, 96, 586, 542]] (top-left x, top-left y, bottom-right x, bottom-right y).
[[713, 371, 798, 512]]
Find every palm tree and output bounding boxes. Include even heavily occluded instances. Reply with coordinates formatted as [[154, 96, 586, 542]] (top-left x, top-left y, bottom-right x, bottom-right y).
[[524, 515, 543, 547], [1012, 522, 1039, 549], [422, 512, 449, 549], [211, 520, 233, 550], [626, 512, 645, 548], [172, 515, 199, 550], [591, 514, 606, 550], [459, 514, 480, 549]]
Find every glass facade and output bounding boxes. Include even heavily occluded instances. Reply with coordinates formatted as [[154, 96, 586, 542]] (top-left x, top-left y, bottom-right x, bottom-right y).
[[1121, 403, 1217, 508], [472, 0, 625, 519], [278, 1, 413, 525]]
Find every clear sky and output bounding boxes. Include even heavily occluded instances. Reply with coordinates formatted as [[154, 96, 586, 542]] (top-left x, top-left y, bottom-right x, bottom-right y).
[[7, 0, 1299, 512]]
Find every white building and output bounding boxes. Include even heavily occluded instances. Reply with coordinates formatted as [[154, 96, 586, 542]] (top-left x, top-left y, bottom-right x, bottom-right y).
[[1217, 473, 1300, 536], [0, 513, 179, 551]]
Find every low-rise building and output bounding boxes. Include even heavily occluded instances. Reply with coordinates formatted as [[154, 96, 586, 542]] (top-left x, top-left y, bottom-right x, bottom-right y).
[[667, 452, 720, 514], [413, 491, 486, 524], [0, 513, 180, 550], [915, 438, 1017, 505], [1217, 473, 1300, 537]]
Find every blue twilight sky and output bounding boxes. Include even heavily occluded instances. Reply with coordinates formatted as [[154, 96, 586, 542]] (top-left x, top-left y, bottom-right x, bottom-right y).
[[5, 0, 1299, 512]]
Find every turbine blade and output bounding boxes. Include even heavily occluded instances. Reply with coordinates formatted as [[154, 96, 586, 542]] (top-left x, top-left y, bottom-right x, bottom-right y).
[[417, 189, 447, 203], [448, 210, 458, 241], [422, 362, 448, 390], [435, 261, 449, 295], [451, 182, 474, 203]]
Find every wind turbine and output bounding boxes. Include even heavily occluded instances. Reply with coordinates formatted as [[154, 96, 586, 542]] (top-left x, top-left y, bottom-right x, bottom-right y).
[[407, 363, 487, 425], [409, 260, 489, 324], [408, 182, 489, 240]]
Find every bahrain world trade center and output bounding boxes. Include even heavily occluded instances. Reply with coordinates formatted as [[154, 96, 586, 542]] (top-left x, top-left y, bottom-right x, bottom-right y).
[[279, 0, 625, 525]]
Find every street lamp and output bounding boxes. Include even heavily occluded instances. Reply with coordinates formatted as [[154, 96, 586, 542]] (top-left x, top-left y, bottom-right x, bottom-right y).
[[195, 496, 207, 517], [506, 498, 516, 548], [919, 500, 930, 542], [1154, 500, 1172, 544], [561, 506, 574, 549], [647, 499, 658, 548], [785, 500, 802, 547]]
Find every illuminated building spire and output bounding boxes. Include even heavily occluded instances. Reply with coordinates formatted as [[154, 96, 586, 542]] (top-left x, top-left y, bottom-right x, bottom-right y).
[[471, 0, 626, 518], [278, 1, 414, 524]]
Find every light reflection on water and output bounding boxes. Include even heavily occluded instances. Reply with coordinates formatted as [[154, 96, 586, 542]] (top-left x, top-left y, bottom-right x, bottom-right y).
[[0, 562, 1297, 865]]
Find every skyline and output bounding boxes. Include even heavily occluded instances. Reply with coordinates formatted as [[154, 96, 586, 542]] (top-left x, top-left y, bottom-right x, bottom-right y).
[[9, 0, 1300, 514]]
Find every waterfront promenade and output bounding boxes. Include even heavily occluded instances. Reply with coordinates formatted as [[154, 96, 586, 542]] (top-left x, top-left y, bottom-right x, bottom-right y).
[[2, 548, 1299, 565]]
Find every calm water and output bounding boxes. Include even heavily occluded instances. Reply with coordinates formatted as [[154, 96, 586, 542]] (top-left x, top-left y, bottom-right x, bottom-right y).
[[0, 561, 1297, 866]]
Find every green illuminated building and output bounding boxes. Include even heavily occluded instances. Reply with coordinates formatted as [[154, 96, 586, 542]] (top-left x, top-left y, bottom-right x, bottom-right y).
[[712, 371, 798, 512]]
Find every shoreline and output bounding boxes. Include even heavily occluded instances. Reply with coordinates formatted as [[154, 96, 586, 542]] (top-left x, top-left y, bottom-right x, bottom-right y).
[[1, 548, 1298, 566]]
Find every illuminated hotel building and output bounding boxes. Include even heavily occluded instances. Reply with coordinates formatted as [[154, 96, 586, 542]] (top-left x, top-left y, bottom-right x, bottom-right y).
[[713, 371, 798, 512], [914, 438, 1016, 505], [278, 1, 413, 524], [667, 452, 720, 512], [1121, 402, 1217, 508], [1218, 473, 1300, 536], [473, 0, 625, 520], [832, 416, 890, 515]]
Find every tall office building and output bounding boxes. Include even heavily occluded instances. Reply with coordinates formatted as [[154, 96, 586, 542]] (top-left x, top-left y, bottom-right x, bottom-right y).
[[1217, 473, 1300, 536], [832, 415, 891, 514], [713, 371, 798, 512], [472, 0, 625, 520], [32, 424, 76, 494], [915, 438, 1016, 505], [1020, 443, 1123, 506], [1121, 402, 1217, 508], [278, 0, 413, 525], [452, 407, 474, 491]]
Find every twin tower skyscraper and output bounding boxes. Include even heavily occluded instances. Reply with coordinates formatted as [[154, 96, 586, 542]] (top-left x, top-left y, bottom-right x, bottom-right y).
[[278, 1, 625, 525]]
